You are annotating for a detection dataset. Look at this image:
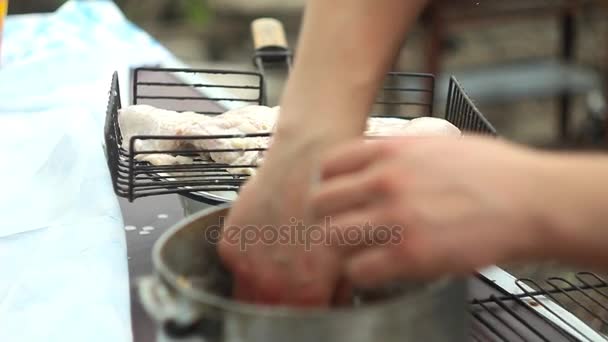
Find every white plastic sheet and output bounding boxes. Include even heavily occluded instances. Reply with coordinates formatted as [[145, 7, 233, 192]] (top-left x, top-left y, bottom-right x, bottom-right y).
[[0, 1, 174, 340]]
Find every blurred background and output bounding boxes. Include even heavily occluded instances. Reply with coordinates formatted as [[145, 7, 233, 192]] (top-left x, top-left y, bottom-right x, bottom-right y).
[[8, 0, 608, 148]]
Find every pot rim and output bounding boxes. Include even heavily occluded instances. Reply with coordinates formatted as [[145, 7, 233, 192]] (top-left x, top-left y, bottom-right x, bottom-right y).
[[152, 204, 464, 319]]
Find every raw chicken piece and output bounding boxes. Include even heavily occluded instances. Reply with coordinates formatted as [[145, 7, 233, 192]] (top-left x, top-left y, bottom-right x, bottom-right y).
[[270, 107, 413, 137], [118, 104, 460, 178], [182, 105, 277, 175], [220, 105, 279, 132], [365, 117, 411, 136], [118, 105, 277, 174], [136, 154, 194, 166], [118, 104, 209, 153], [401, 117, 461, 137]]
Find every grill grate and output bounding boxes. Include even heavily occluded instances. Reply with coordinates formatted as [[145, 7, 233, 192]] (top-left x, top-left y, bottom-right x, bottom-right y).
[[132, 67, 265, 113], [105, 68, 270, 201], [471, 272, 608, 341], [446, 76, 497, 136], [372, 72, 436, 117], [105, 68, 496, 202]]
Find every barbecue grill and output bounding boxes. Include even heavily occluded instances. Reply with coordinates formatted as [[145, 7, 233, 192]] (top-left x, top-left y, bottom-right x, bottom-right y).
[[104, 18, 608, 342]]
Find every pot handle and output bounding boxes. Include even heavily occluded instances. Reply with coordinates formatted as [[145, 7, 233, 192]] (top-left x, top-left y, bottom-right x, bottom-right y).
[[138, 276, 223, 340]]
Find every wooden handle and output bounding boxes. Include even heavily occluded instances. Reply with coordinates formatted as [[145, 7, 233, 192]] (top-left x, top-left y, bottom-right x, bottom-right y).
[[251, 18, 288, 50]]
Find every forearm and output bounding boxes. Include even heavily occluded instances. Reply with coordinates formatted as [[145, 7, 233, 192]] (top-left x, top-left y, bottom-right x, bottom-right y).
[[533, 152, 608, 268], [276, 0, 429, 144]]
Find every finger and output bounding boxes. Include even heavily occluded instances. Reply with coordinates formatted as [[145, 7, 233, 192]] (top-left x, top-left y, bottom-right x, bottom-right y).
[[345, 248, 407, 288], [233, 279, 254, 302], [332, 278, 354, 307], [312, 163, 398, 219], [321, 139, 392, 180], [325, 206, 393, 254], [346, 226, 499, 287]]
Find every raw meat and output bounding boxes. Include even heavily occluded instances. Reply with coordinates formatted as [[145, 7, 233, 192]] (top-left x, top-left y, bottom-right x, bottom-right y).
[[118, 104, 278, 175], [135, 154, 194, 166], [118, 104, 460, 178], [118, 104, 209, 153], [365, 117, 411, 136], [400, 117, 461, 137], [181, 105, 278, 175]]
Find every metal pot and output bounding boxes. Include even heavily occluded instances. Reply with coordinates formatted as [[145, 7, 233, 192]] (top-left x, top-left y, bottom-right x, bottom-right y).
[[139, 205, 470, 342], [178, 194, 223, 217]]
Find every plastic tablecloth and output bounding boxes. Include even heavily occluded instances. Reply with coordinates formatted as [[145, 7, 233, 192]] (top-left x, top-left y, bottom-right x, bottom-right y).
[[0, 1, 173, 341]]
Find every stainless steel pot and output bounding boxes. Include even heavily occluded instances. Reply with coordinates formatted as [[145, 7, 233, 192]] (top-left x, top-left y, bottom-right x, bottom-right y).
[[179, 194, 219, 217], [139, 205, 470, 342]]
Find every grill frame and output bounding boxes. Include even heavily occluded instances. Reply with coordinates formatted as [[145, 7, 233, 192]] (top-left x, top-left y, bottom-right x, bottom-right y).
[[473, 271, 608, 341]]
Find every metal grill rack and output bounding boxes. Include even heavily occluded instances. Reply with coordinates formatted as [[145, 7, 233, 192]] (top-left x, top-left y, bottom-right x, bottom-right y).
[[104, 68, 496, 202], [133, 67, 265, 114], [105, 68, 268, 200], [473, 272, 608, 341], [446, 76, 497, 135]]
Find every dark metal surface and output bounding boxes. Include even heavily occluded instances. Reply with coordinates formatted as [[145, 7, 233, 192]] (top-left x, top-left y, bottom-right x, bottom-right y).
[[445, 76, 497, 135], [470, 272, 608, 341], [516, 273, 608, 337], [559, 6, 576, 140], [133, 67, 263, 114], [120, 194, 187, 342], [470, 276, 578, 342]]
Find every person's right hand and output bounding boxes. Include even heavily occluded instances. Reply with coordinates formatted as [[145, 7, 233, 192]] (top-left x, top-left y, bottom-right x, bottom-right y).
[[311, 135, 562, 288]]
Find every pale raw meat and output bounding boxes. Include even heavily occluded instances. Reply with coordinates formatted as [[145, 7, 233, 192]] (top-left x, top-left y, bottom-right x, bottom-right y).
[[181, 105, 278, 175], [136, 154, 194, 166], [118, 104, 209, 152], [118, 104, 277, 175], [118, 104, 460, 178], [401, 117, 461, 137], [365, 117, 411, 136]]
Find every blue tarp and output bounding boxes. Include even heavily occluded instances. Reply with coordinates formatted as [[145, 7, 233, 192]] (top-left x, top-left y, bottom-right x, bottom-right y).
[[0, 1, 173, 340]]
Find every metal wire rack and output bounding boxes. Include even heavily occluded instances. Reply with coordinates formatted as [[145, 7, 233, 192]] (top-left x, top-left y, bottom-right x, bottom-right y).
[[472, 272, 608, 341], [372, 72, 435, 117], [132, 67, 265, 114], [446, 76, 497, 136], [105, 69, 270, 200]]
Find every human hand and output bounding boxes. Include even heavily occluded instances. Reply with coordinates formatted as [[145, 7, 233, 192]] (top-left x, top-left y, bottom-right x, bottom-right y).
[[217, 136, 346, 307], [311, 135, 555, 288]]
